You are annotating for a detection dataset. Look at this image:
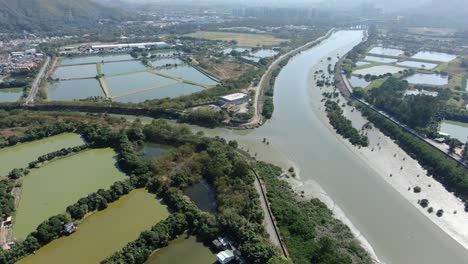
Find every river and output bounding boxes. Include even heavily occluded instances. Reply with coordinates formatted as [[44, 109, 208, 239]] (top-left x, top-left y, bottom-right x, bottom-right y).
[[183, 31, 468, 263]]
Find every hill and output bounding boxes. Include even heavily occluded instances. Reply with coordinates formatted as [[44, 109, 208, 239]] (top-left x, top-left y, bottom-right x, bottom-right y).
[[0, 0, 126, 32]]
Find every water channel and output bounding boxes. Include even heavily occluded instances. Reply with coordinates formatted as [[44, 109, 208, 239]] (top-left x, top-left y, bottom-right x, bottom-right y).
[[185, 30, 468, 264]]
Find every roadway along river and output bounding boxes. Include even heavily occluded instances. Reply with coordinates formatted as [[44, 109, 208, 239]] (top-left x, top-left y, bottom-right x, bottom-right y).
[[183, 30, 468, 264]]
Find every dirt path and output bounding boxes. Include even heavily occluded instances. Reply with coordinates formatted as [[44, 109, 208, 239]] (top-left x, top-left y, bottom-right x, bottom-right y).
[[251, 169, 289, 258]]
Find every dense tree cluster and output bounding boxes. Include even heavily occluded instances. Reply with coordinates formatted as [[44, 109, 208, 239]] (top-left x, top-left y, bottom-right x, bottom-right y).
[[325, 100, 369, 147], [0, 180, 15, 219], [27, 145, 89, 170], [365, 77, 442, 129], [102, 213, 190, 264], [359, 105, 468, 209], [255, 162, 372, 264]]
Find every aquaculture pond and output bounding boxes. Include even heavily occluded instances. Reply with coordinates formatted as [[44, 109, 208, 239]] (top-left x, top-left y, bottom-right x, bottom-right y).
[[106, 72, 178, 97], [17, 189, 169, 264], [0, 133, 84, 176], [353, 65, 405, 76], [223, 47, 251, 54], [13, 148, 126, 240], [251, 49, 278, 58], [52, 65, 97, 79], [363, 56, 397, 63], [404, 73, 448, 86], [149, 58, 184, 68], [159, 66, 218, 86], [101, 60, 147, 76], [113, 83, 204, 103], [138, 143, 172, 160], [242, 56, 261, 62], [184, 179, 217, 214], [368, 47, 404, 56], [0, 88, 22, 102], [355, 61, 371, 67], [60, 54, 134, 65], [411, 51, 457, 62], [145, 235, 215, 264], [349, 76, 370, 88], [396, 61, 438, 70], [439, 120, 468, 143], [48, 79, 104, 101]]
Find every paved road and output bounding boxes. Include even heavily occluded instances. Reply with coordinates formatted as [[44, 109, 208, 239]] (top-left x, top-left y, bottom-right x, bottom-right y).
[[24, 56, 50, 105]]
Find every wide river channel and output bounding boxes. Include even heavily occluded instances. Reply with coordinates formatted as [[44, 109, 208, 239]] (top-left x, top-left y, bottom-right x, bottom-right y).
[[187, 31, 468, 263]]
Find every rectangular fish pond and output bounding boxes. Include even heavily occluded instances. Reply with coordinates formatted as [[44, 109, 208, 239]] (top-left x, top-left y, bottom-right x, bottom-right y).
[[404, 73, 448, 86], [0, 88, 22, 102]]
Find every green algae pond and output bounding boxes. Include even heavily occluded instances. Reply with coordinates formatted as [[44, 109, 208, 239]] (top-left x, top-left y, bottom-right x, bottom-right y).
[[145, 235, 216, 264], [13, 148, 126, 240], [17, 189, 169, 264], [0, 133, 85, 176]]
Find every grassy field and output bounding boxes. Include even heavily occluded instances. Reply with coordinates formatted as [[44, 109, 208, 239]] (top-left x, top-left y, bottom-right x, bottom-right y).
[[185, 31, 287, 47]]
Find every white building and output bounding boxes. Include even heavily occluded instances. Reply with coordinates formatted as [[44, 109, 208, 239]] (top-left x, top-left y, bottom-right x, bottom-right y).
[[91, 42, 168, 51], [216, 250, 235, 264], [219, 93, 249, 106], [11, 52, 25, 57]]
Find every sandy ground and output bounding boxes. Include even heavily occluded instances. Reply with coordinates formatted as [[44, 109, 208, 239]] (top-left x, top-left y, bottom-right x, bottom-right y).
[[305, 53, 468, 254]]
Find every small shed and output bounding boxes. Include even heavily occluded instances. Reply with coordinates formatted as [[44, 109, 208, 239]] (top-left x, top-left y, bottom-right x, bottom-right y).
[[212, 239, 223, 250], [64, 222, 77, 234], [4, 216, 12, 226]]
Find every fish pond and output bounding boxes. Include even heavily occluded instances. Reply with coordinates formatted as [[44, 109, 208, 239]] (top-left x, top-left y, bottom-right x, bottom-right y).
[[368, 47, 404, 56], [52, 65, 97, 79], [0, 88, 22, 102], [404, 73, 448, 86], [349, 76, 370, 88], [145, 235, 215, 264], [106, 72, 178, 98], [60, 54, 134, 66], [0, 133, 84, 176], [355, 61, 371, 67], [184, 179, 217, 214], [353, 65, 405, 76], [138, 143, 172, 160], [223, 47, 251, 55], [13, 148, 126, 239], [17, 189, 169, 264], [363, 56, 397, 63], [242, 56, 261, 62], [158, 66, 218, 86], [149, 58, 184, 68], [396, 60, 438, 70], [102, 61, 147, 76], [113, 83, 205, 103], [439, 120, 468, 143], [48, 79, 104, 101], [251, 49, 278, 58], [411, 51, 457, 62]]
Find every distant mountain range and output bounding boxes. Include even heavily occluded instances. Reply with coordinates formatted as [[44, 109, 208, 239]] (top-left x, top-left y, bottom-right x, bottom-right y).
[[0, 0, 126, 32]]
